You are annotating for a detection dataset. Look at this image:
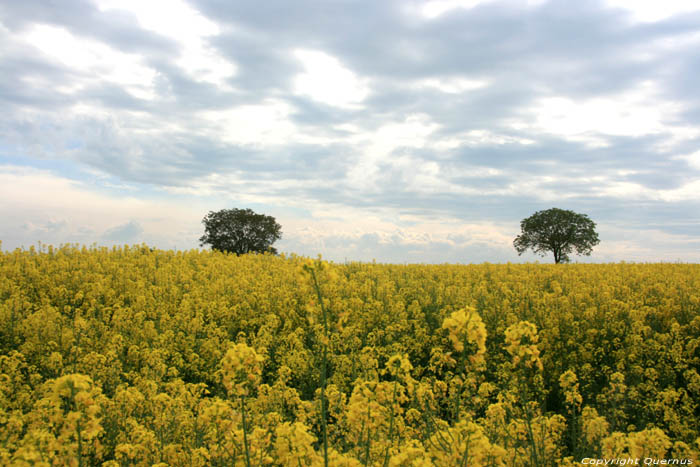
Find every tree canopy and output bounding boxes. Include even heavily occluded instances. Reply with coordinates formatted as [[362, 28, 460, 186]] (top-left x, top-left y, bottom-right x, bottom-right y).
[[199, 208, 282, 255], [513, 208, 600, 263]]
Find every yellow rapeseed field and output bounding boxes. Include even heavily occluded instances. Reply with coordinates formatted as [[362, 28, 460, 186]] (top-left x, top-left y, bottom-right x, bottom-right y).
[[1, 245, 699, 465]]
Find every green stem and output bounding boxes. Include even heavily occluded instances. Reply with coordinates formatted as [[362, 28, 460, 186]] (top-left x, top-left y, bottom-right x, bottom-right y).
[[452, 332, 471, 422], [382, 380, 399, 467], [452, 379, 464, 423], [459, 430, 471, 467], [77, 418, 83, 467], [421, 402, 451, 453], [241, 395, 252, 467], [70, 383, 84, 467], [363, 402, 372, 466], [310, 268, 329, 467], [519, 380, 541, 467]]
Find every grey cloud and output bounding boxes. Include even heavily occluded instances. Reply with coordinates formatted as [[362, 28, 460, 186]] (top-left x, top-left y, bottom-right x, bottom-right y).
[[2, 0, 700, 259], [0, 0, 178, 56], [20, 220, 68, 234], [280, 229, 517, 264], [44, 219, 68, 232], [101, 221, 143, 242]]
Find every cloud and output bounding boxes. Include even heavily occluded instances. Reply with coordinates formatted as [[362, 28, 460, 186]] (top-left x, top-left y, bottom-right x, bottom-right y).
[[94, 0, 235, 87], [512, 81, 698, 148], [293, 49, 370, 108], [602, 0, 700, 23], [23, 24, 158, 100], [101, 220, 144, 242], [1, 0, 699, 261], [0, 165, 204, 249], [198, 99, 298, 146]]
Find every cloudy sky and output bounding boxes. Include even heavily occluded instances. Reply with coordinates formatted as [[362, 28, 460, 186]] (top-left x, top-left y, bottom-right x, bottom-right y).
[[1, 0, 700, 262]]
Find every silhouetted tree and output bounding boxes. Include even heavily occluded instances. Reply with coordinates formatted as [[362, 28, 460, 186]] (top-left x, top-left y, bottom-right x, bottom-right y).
[[200, 208, 282, 255], [514, 208, 599, 263]]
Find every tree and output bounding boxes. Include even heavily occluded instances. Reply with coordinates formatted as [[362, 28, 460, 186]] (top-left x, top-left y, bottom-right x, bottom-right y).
[[513, 208, 599, 263], [200, 208, 282, 255]]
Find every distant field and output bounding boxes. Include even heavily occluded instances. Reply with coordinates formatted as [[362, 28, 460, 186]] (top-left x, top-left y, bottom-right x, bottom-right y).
[[1, 245, 699, 465]]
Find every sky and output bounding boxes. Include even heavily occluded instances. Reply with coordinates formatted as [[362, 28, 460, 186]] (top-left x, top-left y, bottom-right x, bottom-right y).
[[1, 0, 700, 263]]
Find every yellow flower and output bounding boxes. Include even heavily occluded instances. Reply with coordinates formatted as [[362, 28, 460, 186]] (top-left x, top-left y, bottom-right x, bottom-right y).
[[581, 407, 609, 445], [504, 321, 543, 371], [627, 427, 672, 459], [274, 422, 321, 466], [559, 370, 582, 408], [384, 353, 415, 389], [427, 419, 507, 466], [441, 307, 487, 368], [220, 343, 265, 397]]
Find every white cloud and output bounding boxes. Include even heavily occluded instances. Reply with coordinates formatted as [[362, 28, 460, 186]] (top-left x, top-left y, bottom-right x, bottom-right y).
[[416, 77, 488, 94], [2, 165, 697, 263], [346, 114, 439, 189], [434, 130, 534, 149], [198, 99, 297, 146], [595, 181, 652, 199], [23, 24, 157, 100], [420, 0, 546, 19], [514, 81, 698, 147], [93, 0, 235, 87], [0, 164, 517, 261], [678, 150, 700, 170], [367, 115, 439, 157], [279, 210, 517, 261], [389, 155, 446, 194], [196, 99, 341, 148], [421, 0, 496, 19], [603, 0, 700, 22], [595, 224, 700, 262], [522, 173, 700, 203], [293, 49, 369, 108], [0, 165, 204, 249], [657, 179, 700, 202], [421, 0, 700, 22], [102, 220, 143, 242], [3, 0, 700, 263], [94, 0, 219, 41]]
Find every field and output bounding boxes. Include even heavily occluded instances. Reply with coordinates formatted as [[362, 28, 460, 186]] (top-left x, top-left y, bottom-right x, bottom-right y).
[[1, 245, 699, 465]]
